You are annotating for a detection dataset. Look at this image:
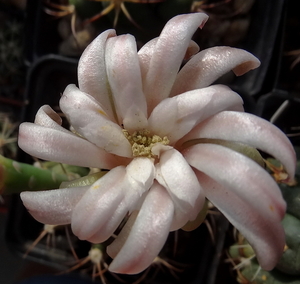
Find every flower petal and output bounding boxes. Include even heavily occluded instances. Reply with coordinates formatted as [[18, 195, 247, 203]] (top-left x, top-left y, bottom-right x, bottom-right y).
[[78, 29, 117, 121], [34, 105, 65, 130], [148, 85, 244, 144], [138, 38, 199, 80], [87, 199, 129, 244], [106, 211, 138, 259], [18, 122, 124, 169], [138, 37, 158, 79], [71, 166, 126, 241], [181, 111, 296, 178], [183, 143, 286, 222], [143, 13, 208, 113], [184, 40, 201, 61], [123, 157, 155, 209], [196, 171, 285, 270], [155, 148, 204, 230], [108, 182, 174, 274], [20, 186, 89, 225], [60, 84, 132, 158], [86, 158, 155, 243], [170, 46, 260, 97], [105, 35, 148, 131]]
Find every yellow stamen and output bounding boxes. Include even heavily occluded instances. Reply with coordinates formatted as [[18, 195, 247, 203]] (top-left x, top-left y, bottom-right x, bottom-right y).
[[123, 129, 169, 158]]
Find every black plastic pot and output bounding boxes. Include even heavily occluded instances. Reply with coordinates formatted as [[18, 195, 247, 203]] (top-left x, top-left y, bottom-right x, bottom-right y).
[[254, 0, 300, 146], [229, 0, 286, 98]]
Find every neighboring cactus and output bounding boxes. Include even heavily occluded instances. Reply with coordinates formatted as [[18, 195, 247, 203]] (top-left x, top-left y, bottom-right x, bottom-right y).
[[240, 259, 300, 284], [0, 113, 18, 159], [276, 213, 300, 276], [0, 16, 26, 103], [276, 150, 300, 276]]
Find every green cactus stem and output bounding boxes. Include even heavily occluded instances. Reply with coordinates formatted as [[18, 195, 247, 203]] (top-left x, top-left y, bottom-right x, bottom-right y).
[[0, 155, 81, 195], [276, 213, 300, 275]]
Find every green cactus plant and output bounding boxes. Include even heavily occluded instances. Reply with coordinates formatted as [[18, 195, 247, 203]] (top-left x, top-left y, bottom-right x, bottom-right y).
[[0, 155, 90, 195]]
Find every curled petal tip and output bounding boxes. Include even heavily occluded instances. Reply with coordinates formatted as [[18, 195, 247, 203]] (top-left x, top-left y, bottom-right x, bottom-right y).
[[199, 17, 208, 29], [170, 46, 261, 96], [232, 55, 261, 76]]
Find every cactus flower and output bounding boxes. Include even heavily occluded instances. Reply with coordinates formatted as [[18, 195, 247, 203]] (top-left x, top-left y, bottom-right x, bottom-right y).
[[18, 13, 296, 274]]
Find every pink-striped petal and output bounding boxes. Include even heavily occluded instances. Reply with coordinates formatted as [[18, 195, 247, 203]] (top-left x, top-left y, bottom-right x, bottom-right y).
[[183, 143, 286, 222], [196, 171, 285, 270], [143, 13, 208, 113], [86, 158, 155, 243], [105, 35, 148, 131], [181, 111, 296, 178], [108, 182, 174, 274], [78, 29, 117, 121], [155, 148, 204, 230], [87, 199, 129, 244], [60, 84, 132, 158], [170, 46, 260, 97], [18, 123, 124, 169], [20, 186, 89, 225], [184, 40, 201, 61], [148, 85, 244, 144], [106, 211, 138, 259], [138, 37, 158, 79], [71, 166, 126, 241], [138, 38, 199, 80], [123, 157, 155, 209], [34, 105, 65, 131]]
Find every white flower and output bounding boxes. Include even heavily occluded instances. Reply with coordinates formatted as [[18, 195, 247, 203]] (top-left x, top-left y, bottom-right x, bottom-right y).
[[18, 13, 296, 274]]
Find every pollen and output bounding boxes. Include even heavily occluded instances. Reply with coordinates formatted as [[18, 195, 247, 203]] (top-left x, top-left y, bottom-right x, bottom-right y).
[[123, 129, 169, 158], [261, 275, 267, 281]]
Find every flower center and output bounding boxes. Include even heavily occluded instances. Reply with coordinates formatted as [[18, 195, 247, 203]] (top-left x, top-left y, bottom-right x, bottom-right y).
[[123, 129, 169, 158]]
